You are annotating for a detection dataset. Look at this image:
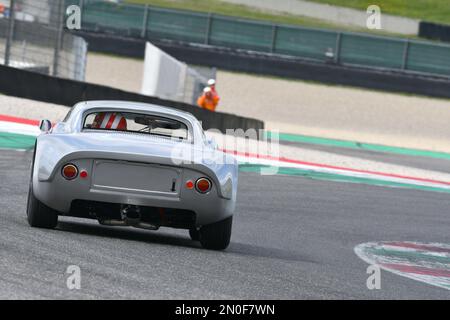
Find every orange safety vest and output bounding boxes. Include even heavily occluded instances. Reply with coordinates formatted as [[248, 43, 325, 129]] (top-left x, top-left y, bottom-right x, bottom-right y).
[[197, 95, 217, 112]]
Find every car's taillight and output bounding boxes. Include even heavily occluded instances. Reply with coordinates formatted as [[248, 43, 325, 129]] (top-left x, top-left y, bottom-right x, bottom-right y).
[[185, 180, 194, 189], [195, 178, 211, 193], [62, 164, 78, 180], [79, 170, 88, 179]]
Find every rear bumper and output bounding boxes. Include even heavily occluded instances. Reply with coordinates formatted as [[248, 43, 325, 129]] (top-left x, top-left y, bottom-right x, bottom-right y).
[[69, 199, 198, 229], [33, 160, 236, 227], [35, 179, 234, 226]]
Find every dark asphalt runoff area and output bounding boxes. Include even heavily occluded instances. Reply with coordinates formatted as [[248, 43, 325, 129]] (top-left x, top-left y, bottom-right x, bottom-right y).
[[0, 149, 449, 299]]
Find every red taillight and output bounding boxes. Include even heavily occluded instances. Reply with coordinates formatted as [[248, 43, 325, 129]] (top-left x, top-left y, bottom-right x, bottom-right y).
[[195, 178, 211, 193], [185, 180, 194, 189], [62, 164, 78, 180], [80, 170, 88, 179]]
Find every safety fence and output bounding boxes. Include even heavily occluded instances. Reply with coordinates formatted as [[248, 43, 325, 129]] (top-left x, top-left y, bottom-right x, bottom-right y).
[[67, 0, 450, 78], [0, 0, 87, 80]]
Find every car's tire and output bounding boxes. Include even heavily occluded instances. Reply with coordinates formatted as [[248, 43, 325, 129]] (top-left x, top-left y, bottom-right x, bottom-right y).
[[27, 185, 58, 229], [199, 216, 232, 250], [27, 148, 58, 229], [189, 228, 200, 241]]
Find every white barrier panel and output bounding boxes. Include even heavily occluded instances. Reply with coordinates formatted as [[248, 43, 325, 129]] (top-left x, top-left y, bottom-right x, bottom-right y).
[[141, 42, 215, 104], [141, 42, 187, 102]]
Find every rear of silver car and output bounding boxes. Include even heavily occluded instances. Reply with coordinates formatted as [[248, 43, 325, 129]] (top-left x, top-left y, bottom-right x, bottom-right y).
[[31, 149, 236, 249], [28, 102, 237, 250], [34, 156, 234, 223]]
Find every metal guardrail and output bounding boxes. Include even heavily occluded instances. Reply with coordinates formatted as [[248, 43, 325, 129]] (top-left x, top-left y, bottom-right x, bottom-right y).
[[1, 0, 87, 81], [68, 0, 450, 78]]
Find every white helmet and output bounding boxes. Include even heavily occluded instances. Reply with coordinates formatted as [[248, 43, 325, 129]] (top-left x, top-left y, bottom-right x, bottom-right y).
[[203, 87, 212, 93], [207, 79, 216, 86]]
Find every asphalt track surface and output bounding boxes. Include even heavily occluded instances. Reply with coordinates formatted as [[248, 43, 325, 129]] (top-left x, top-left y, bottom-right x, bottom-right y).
[[0, 149, 449, 299]]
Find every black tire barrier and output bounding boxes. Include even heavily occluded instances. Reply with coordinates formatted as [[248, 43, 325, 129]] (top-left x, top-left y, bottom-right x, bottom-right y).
[[419, 21, 450, 43], [75, 30, 450, 100], [0, 64, 264, 134]]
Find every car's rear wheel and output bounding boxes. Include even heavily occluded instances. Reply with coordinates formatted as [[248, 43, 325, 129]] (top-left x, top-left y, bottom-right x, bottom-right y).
[[199, 216, 232, 250], [189, 228, 200, 241], [27, 185, 58, 229], [27, 148, 58, 229]]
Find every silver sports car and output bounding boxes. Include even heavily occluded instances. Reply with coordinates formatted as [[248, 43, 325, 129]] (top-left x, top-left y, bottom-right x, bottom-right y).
[[27, 101, 238, 250]]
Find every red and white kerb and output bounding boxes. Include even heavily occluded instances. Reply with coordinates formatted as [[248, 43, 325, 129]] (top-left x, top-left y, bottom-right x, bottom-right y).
[[92, 113, 127, 130]]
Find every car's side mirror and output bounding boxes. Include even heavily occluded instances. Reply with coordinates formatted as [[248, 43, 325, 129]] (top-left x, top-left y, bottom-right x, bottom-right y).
[[39, 119, 52, 133]]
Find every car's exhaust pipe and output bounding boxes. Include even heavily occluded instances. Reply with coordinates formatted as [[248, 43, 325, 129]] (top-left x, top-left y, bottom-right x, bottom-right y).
[[99, 219, 127, 226], [135, 221, 159, 230], [99, 219, 159, 230], [98, 204, 159, 230], [121, 204, 141, 223]]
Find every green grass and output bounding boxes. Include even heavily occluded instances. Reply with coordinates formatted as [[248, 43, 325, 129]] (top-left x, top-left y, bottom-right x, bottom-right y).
[[309, 0, 450, 24], [127, 0, 416, 37]]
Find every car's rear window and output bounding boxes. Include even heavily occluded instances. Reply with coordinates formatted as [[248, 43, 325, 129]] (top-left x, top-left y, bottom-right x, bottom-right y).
[[83, 112, 189, 140]]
